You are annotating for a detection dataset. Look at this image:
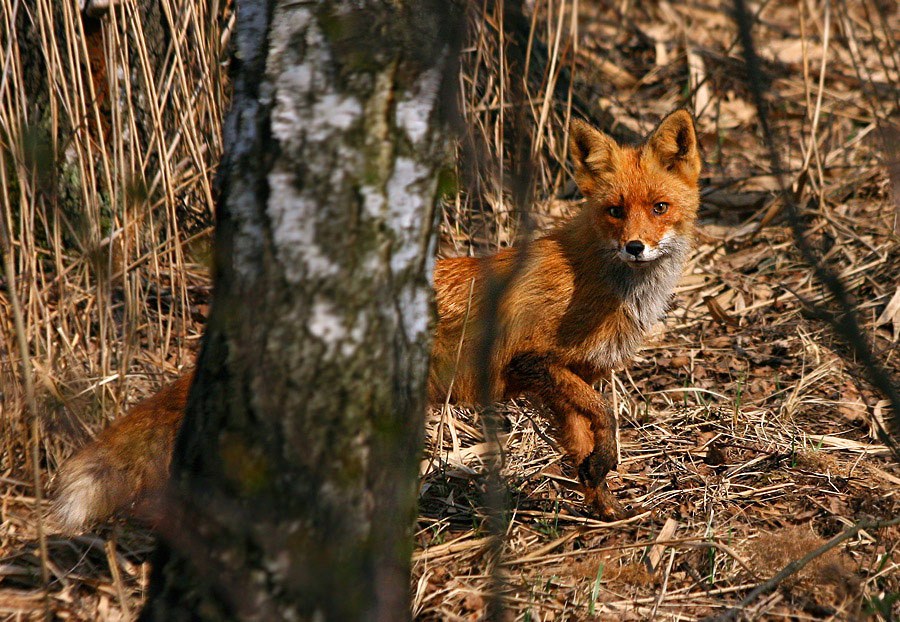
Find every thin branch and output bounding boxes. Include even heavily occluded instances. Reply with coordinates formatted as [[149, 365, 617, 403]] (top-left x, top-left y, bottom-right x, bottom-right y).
[[731, 0, 900, 457], [0, 212, 50, 622], [702, 515, 900, 622]]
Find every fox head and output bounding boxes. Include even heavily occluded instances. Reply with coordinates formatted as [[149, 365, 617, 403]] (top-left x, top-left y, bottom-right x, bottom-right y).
[[569, 110, 701, 266]]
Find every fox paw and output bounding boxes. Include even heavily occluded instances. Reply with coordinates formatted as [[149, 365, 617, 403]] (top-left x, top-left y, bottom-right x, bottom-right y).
[[583, 482, 637, 522], [576, 449, 615, 485]]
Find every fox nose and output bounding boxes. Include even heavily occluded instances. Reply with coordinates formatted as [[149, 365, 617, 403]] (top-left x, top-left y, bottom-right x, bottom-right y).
[[624, 240, 645, 257]]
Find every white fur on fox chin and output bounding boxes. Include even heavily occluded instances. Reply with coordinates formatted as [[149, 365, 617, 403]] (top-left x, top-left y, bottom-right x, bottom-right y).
[[588, 231, 691, 370]]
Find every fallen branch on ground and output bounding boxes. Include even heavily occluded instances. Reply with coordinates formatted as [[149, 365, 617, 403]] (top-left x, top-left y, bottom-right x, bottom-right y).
[[702, 515, 900, 622]]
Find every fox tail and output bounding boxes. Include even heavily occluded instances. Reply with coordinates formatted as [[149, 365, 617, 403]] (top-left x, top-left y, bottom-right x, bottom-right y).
[[52, 373, 192, 531], [53, 446, 140, 531]]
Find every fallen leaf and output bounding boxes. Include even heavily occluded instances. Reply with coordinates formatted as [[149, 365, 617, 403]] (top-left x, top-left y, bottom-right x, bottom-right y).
[[463, 593, 484, 612], [838, 388, 867, 425], [704, 296, 739, 326], [704, 443, 727, 466], [875, 286, 900, 340]]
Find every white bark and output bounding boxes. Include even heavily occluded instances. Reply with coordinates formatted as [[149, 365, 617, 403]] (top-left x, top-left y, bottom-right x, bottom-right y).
[[141, 1, 463, 620]]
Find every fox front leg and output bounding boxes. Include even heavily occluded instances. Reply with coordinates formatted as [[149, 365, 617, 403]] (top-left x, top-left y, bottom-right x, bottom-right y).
[[576, 436, 634, 522], [505, 354, 635, 521]]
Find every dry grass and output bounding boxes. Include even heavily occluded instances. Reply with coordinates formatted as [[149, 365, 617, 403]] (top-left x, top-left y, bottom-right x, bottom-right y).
[[0, 0, 225, 464], [3, 0, 900, 620], [1, 0, 224, 617]]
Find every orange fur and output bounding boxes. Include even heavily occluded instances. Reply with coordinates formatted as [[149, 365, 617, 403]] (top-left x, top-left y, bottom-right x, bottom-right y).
[[53, 111, 702, 529], [53, 374, 191, 531]]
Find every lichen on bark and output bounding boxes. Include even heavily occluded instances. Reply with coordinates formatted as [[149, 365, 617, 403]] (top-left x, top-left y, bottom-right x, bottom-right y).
[[141, 1, 464, 620]]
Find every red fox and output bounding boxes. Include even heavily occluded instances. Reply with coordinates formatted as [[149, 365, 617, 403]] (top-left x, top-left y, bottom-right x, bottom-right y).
[[54, 110, 701, 530]]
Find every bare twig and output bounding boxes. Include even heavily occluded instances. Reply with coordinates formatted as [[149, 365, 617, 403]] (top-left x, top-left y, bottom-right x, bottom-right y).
[[731, 0, 900, 455], [702, 515, 900, 622], [0, 213, 50, 620]]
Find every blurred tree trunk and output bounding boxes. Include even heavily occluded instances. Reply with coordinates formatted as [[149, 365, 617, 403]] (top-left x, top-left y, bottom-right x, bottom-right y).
[[139, 1, 463, 620]]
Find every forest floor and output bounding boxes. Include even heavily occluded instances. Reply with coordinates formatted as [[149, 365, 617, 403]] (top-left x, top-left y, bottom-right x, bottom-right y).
[[2, 0, 900, 620]]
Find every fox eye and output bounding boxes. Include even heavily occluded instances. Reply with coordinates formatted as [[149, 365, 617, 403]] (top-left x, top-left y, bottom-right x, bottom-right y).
[[652, 202, 669, 215], [607, 205, 624, 219]]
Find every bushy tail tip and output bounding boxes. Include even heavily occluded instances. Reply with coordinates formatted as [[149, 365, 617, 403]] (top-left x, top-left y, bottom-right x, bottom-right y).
[[52, 450, 123, 532]]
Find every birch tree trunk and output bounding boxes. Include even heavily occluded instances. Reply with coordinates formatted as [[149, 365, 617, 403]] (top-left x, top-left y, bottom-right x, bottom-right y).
[[139, 1, 463, 620]]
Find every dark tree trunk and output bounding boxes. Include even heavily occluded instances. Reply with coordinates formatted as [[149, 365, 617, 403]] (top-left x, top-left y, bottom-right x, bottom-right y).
[[139, 1, 463, 620]]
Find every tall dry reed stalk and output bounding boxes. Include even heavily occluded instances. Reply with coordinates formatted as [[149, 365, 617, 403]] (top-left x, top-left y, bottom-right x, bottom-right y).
[[0, 0, 231, 475]]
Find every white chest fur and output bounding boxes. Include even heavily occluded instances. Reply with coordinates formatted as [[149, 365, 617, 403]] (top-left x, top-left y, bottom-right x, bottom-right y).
[[586, 238, 690, 369]]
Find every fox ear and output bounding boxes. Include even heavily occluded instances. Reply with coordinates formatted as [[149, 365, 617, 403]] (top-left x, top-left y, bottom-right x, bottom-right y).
[[569, 118, 619, 196], [645, 110, 701, 182]]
